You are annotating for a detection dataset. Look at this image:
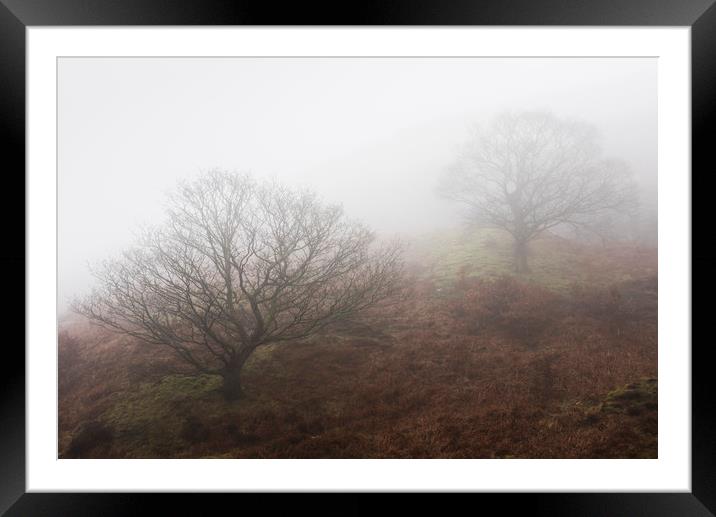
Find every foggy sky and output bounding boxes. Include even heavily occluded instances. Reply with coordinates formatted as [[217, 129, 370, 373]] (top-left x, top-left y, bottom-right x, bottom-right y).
[[58, 57, 656, 309]]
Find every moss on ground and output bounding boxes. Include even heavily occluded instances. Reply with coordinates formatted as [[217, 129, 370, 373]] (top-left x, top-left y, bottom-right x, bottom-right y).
[[575, 377, 658, 458], [100, 374, 224, 457], [601, 377, 658, 416]]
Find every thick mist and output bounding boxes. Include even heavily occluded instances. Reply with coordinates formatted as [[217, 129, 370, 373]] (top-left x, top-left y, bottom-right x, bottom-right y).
[[58, 57, 656, 311]]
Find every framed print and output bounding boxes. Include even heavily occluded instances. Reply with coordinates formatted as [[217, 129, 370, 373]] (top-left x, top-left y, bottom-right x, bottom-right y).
[[3, 0, 713, 514]]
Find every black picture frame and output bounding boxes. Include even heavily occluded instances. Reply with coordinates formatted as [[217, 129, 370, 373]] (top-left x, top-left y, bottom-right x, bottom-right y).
[[2, 0, 712, 514]]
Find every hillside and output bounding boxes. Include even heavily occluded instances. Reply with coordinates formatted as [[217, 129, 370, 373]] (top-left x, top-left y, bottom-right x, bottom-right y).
[[59, 228, 657, 459], [407, 227, 657, 291]]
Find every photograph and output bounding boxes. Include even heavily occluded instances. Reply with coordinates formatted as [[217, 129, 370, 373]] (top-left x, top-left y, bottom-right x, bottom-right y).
[[56, 56, 659, 460]]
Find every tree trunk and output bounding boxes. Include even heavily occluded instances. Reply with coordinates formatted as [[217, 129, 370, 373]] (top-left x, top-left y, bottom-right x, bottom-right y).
[[514, 239, 530, 273], [221, 364, 244, 401]]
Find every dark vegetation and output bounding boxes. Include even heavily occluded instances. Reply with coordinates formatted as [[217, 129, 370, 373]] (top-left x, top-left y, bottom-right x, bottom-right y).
[[59, 230, 657, 458]]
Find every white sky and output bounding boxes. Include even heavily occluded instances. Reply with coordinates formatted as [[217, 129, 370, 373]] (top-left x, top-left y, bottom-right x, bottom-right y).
[[58, 57, 656, 307]]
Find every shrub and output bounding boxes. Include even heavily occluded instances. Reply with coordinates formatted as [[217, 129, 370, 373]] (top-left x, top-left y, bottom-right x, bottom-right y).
[[449, 275, 558, 345], [569, 282, 626, 334], [180, 415, 210, 444], [66, 420, 113, 458], [58, 330, 83, 392], [528, 352, 561, 404]]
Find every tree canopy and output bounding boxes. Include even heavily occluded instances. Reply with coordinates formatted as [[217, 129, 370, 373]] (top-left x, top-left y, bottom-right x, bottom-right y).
[[75, 170, 403, 398], [439, 111, 637, 271]]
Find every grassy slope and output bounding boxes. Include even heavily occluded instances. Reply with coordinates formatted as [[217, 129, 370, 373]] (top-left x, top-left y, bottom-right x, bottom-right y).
[[59, 228, 658, 459], [409, 227, 657, 291]]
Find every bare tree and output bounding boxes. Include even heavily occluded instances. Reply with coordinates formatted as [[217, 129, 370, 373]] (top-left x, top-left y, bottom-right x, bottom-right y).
[[439, 111, 637, 272], [74, 171, 403, 400]]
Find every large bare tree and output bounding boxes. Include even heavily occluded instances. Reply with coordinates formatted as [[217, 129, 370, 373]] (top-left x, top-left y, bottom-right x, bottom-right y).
[[439, 111, 637, 272], [75, 171, 403, 399]]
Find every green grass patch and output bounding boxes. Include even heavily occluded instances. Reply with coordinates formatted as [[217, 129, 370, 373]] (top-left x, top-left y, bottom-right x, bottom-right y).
[[601, 377, 658, 416], [411, 227, 655, 293], [100, 374, 223, 457]]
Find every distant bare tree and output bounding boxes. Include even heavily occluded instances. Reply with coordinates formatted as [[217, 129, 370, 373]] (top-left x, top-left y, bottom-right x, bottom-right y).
[[439, 111, 637, 272], [75, 171, 403, 400]]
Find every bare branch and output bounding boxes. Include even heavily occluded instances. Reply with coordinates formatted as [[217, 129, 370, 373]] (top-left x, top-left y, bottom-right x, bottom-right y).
[[437, 111, 638, 271], [74, 170, 404, 396]]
